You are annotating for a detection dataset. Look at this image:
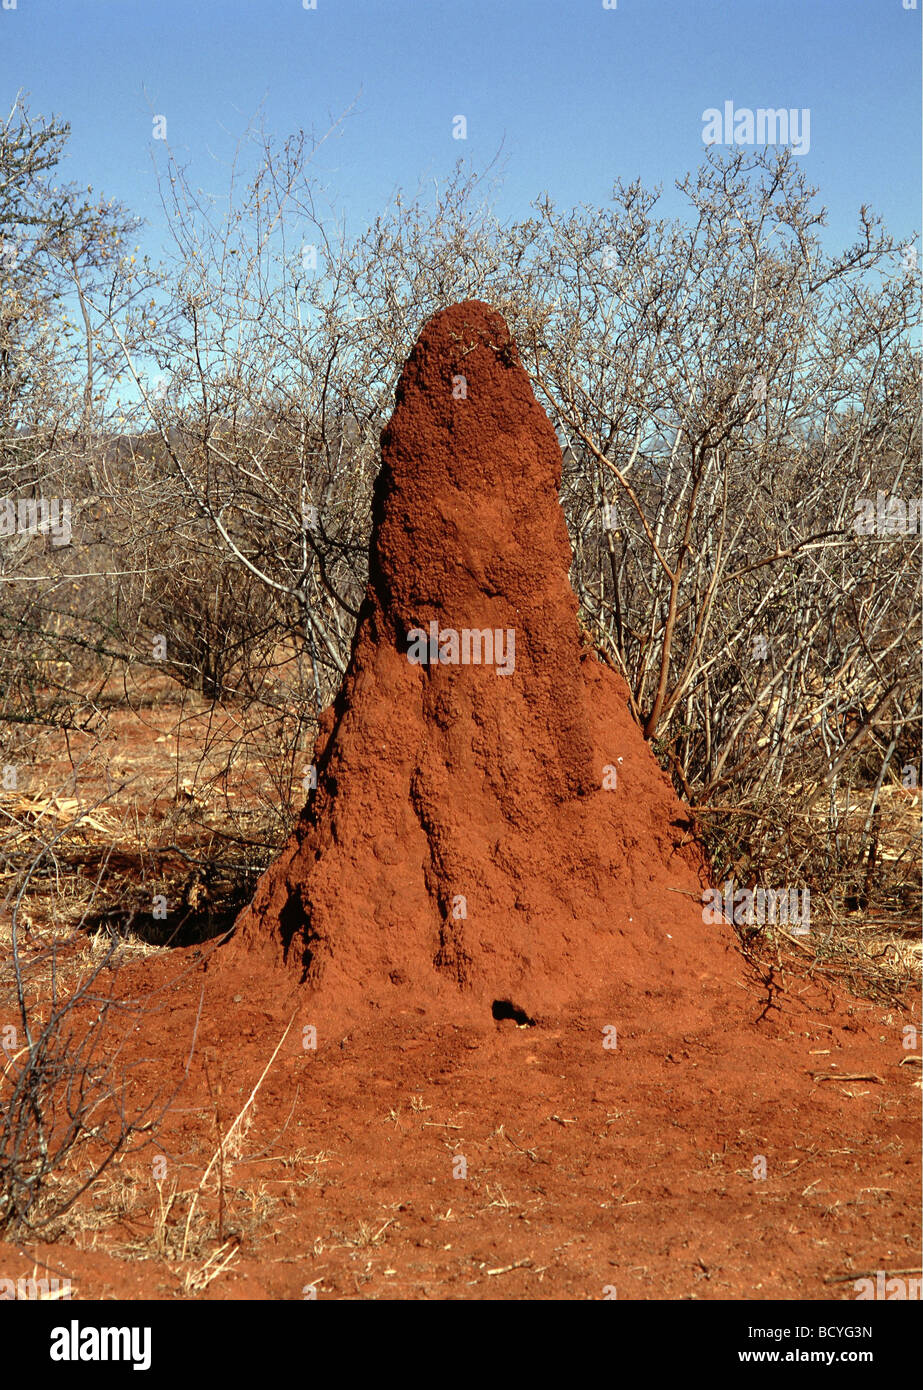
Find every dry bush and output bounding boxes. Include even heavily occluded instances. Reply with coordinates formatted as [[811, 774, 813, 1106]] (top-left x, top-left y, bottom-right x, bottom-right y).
[[0, 843, 167, 1238], [1, 105, 918, 1001]]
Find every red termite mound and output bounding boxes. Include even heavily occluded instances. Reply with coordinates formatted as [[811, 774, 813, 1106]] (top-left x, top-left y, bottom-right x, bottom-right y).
[[224, 301, 744, 1023]]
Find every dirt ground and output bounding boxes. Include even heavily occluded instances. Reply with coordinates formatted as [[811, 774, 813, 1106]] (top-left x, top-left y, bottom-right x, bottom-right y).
[[1, 690, 919, 1301]]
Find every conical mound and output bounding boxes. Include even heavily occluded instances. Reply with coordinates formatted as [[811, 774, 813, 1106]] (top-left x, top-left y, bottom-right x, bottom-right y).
[[225, 301, 743, 1022]]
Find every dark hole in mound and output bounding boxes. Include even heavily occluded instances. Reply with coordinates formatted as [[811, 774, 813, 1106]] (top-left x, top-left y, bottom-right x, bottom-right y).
[[492, 999, 535, 1026], [278, 891, 315, 983]]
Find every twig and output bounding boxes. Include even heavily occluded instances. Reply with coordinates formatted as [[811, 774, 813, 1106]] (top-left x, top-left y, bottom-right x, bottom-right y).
[[824, 1267, 922, 1285], [487, 1259, 533, 1276], [181, 1013, 295, 1259], [811, 1072, 883, 1083]]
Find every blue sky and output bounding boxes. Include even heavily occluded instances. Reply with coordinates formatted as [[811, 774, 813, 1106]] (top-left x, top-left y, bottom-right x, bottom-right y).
[[2, 0, 919, 257]]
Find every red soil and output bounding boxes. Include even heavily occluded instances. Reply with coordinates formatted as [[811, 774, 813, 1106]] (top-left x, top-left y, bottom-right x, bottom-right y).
[[4, 957, 917, 1301]]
